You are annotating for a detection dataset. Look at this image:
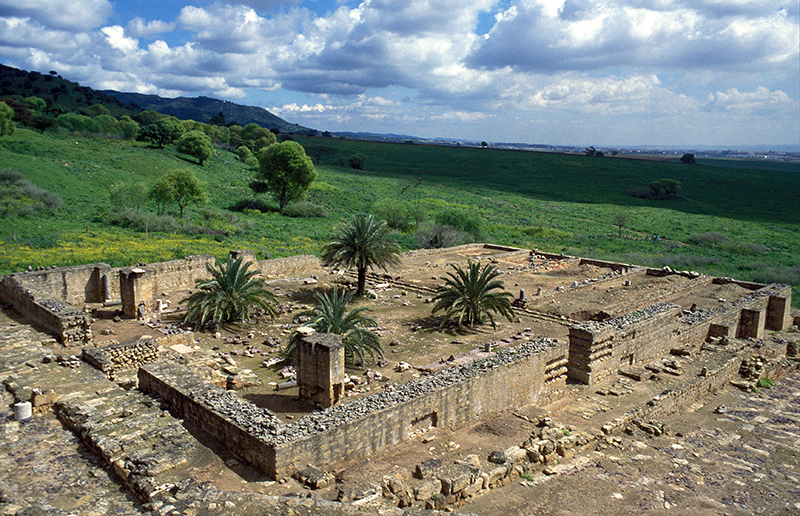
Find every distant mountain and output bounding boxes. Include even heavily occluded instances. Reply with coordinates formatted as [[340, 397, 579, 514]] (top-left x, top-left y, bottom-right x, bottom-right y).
[[0, 62, 314, 133], [101, 90, 312, 134]]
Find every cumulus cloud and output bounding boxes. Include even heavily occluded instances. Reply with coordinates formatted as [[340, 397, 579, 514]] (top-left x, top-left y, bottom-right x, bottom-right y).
[[125, 17, 175, 38], [0, 0, 112, 31], [0, 0, 797, 145], [467, 0, 798, 73]]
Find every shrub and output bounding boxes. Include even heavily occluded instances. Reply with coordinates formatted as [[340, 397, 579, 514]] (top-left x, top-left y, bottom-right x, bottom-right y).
[[434, 208, 483, 238], [372, 198, 424, 230], [0, 168, 62, 216], [689, 232, 728, 246], [231, 199, 273, 213], [415, 223, 470, 249], [756, 377, 775, 389], [348, 153, 367, 170]]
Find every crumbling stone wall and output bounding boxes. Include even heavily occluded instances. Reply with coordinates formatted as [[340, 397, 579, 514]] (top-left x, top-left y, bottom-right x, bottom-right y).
[[83, 339, 160, 380], [568, 283, 793, 386], [568, 302, 682, 385], [139, 338, 567, 479], [0, 276, 92, 345]]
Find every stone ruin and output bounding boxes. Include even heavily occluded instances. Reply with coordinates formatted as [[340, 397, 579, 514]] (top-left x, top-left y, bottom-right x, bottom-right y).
[[1, 243, 798, 513]]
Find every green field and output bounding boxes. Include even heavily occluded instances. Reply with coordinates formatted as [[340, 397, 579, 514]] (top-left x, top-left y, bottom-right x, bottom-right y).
[[1, 128, 799, 305]]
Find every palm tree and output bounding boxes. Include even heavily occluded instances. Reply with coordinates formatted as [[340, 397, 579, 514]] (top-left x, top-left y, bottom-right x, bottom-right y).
[[285, 286, 382, 366], [431, 261, 514, 329], [320, 213, 402, 297], [182, 255, 277, 327]]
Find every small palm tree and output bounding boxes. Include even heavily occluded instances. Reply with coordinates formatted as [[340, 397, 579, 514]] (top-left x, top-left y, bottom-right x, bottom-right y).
[[320, 213, 402, 297], [182, 255, 277, 327], [431, 261, 514, 329], [285, 286, 382, 366]]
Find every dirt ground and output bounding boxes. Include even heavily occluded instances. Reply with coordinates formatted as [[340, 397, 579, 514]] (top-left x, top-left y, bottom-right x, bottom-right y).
[[82, 249, 760, 422]]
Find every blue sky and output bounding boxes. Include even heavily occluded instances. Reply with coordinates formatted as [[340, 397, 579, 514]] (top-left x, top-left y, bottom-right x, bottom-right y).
[[1, 0, 798, 148]]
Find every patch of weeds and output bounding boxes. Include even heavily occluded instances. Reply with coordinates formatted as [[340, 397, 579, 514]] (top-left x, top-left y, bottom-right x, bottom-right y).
[[521, 473, 534, 481], [562, 429, 571, 436], [756, 377, 775, 389]]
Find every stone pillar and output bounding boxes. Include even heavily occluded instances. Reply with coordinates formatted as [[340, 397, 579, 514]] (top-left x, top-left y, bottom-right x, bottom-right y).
[[120, 267, 152, 319], [766, 294, 791, 331], [737, 308, 765, 340], [296, 331, 345, 408], [230, 249, 258, 268]]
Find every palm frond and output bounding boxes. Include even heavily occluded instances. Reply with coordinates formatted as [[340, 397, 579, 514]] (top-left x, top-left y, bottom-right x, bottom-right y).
[[284, 285, 383, 365], [181, 255, 277, 327], [431, 260, 514, 329]]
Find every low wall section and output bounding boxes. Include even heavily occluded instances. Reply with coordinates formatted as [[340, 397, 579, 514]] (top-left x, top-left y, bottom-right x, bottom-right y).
[[83, 339, 160, 380], [568, 283, 793, 386], [0, 275, 93, 345], [139, 338, 568, 478]]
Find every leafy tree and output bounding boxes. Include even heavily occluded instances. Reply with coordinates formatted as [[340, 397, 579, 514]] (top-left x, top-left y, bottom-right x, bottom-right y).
[[434, 208, 483, 239], [649, 179, 682, 199], [253, 133, 276, 151], [109, 182, 149, 211], [137, 119, 174, 148], [284, 286, 382, 366], [680, 153, 697, 164], [251, 140, 316, 213], [150, 169, 207, 218], [348, 153, 367, 170], [182, 255, 277, 327], [431, 261, 514, 329], [0, 102, 16, 137], [176, 130, 213, 165], [320, 213, 402, 297], [31, 114, 56, 133], [117, 116, 139, 139], [241, 122, 270, 141], [24, 96, 46, 112], [613, 213, 627, 238]]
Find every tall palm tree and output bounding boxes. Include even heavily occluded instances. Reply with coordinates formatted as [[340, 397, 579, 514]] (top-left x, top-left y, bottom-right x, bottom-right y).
[[431, 261, 514, 329], [320, 213, 402, 296], [285, 286, 382, 366], [182, 255, 277, 327]]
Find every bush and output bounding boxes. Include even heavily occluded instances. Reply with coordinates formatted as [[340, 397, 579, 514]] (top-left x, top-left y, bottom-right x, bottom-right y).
[[689, 232, 728, 246], [231, 199, 273, 213], [282, 201, 327, 218], [348, 153, 367, 170], [0, 168, 62, 216], [415, 223, 471, 249], [104, 208, 181, 233], [434, 208, 483, 238], [372, 198, 425, 230]]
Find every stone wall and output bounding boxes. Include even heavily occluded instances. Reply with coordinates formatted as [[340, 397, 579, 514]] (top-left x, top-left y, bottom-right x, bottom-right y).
[[139, 338, 568, 479], [83, 339, 160, 380], [0, 275, 92, 345], [568, 302, 682, 385], [258, 254, 321, 279], [568, 283, 793, 386], [0, 263, 111, 306]]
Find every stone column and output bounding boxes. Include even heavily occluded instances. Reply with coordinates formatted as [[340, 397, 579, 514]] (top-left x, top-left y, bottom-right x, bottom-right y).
[[296, 331, 345, 408]]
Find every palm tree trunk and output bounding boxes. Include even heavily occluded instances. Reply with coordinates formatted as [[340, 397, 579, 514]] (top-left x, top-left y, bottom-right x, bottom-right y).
[[357, 267, 366, 297]]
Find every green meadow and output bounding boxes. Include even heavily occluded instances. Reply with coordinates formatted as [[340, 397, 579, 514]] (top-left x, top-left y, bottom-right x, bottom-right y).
[[1, 128, 799, 305]]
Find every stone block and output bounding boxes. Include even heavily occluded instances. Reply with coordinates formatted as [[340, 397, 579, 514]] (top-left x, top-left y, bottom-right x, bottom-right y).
[[504, 446, 528, 463], [414, 458, 442, 479], [293, 466, 334, 489], [438, 464, 474, 495], [486, 466, 507, 487], [414, 479, 442, 500], [32, 389, 57, 407]]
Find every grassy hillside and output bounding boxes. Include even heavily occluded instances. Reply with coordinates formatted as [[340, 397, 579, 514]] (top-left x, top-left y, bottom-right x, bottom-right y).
[[1, 129, 798, 305]]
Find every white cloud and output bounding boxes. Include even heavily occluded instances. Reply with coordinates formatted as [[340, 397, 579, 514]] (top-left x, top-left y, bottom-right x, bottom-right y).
[[0, 0, 112, 31], [125, 17, 175, 38]]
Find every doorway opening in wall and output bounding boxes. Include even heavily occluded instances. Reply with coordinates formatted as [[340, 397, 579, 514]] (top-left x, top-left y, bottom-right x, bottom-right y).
[[409, 411, 438, 438]]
